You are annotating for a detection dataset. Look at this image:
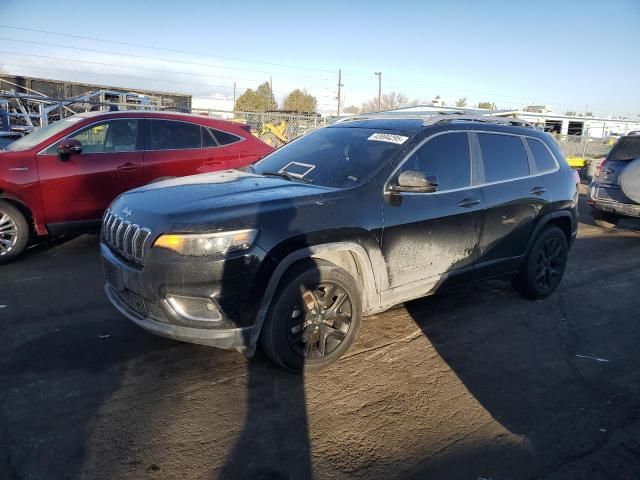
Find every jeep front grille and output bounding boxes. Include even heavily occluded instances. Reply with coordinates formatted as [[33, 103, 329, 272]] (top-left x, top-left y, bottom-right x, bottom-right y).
[[102, 209, 151, 264]]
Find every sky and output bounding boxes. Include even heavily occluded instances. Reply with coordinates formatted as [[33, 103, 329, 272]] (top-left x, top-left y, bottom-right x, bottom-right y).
[[0, 0, 639, 117]]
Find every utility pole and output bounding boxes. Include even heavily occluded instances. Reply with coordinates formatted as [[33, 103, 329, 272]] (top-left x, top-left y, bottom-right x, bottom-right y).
[[374, 72, 382, 111], [233, 81, 236, 111], [269, 76, 274, 110], [336, 69, 343, 116]]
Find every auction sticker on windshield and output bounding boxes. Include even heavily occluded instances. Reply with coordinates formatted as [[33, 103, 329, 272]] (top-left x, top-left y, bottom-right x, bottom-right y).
[[368, 133, 409, 144]]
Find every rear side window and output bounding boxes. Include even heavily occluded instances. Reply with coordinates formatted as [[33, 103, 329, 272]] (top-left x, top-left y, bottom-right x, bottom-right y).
[[526, 138, 557, 173], [478, 133, 530, 183], [399, 132, 471, 191], [608, 136, 640, 161], [202, 127, 217, 148], [150, 120, 201, 150], [211, 128, 241, 145]]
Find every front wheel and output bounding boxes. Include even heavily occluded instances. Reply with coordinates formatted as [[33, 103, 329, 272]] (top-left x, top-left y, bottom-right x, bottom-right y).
[[0, 200, 29, 265], [513, 226, 568, 300], [260, 260, 362, 372]]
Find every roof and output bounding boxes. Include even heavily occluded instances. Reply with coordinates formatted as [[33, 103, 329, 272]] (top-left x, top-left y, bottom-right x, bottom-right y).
[[335, 111, 534, 129]]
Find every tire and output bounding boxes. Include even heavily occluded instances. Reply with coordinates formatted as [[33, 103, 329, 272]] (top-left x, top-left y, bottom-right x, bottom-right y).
[[260, 260, 362, 373], [592, 210, 619, 229], [513, 226, 568, 300], [0, 200, 29, 265], [619, 157, 640, 204]]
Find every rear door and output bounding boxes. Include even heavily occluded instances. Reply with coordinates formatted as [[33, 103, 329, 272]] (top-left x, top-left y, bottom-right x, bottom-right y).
[[474, 132, 552, 277], [381, 131, 484, 288], [144, 119, 206, 181], [37, 118, 144, 225]]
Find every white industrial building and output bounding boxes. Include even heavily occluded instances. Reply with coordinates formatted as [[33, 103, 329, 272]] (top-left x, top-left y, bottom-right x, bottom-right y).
[[383, 105, 640, 138]]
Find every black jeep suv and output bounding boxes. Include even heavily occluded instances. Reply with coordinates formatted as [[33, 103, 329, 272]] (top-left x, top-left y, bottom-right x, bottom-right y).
[[101, 113, 578, 372], [587, 132, 640, 228]]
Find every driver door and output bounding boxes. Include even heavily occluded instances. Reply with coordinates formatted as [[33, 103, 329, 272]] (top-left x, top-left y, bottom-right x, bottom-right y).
[[381, 131, 484, 288], [37, 119, 144, 226]]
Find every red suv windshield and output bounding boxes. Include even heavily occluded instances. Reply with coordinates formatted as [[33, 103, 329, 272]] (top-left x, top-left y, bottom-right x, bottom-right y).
[[4, 116, 84, 152]]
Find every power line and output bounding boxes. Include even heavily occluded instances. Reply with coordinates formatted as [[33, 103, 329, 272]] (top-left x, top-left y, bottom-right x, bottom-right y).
[[0, 24, 337, 74], [0, 37, 333, 82]]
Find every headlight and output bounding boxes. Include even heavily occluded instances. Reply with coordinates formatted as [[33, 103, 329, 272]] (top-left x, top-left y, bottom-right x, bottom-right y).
[[153, 229, 257, 256]]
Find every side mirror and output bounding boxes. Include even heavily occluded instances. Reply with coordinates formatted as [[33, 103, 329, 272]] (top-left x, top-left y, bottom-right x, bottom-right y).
[[391, 170, 438, 193], [57, 138, 82, 161]]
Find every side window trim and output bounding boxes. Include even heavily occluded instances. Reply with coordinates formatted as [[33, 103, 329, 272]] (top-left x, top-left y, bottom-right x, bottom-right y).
[[523, 136, 560, 174], [384, 130, 474, 195], [203, 127, 220, 147], [38, 118, 142, 155], [209, 128, 243, 146]]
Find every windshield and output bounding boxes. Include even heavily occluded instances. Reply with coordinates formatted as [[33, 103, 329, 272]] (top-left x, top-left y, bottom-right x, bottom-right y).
[[252, 126, 410, 188], [4, 116, 85, 152], [609, 136, 640, 161]]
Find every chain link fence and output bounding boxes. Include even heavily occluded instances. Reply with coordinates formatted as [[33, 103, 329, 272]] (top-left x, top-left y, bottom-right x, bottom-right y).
[[553, 134, 613, 159]]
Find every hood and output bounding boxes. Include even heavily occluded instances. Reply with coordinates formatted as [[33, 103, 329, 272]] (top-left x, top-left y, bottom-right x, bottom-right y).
[[110, 170, 340, 232]]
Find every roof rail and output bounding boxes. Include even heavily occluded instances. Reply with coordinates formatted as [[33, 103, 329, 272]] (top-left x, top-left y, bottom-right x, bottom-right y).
[[424, 114, 534, 128], [335, 110, 533, 128]]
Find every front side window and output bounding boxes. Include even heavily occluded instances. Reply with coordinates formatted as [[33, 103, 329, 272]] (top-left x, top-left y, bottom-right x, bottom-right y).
[[46, 119, 139, 154], [253, 126, 408, 188], [150, 120, 201, 150], [526, 138, 557, 173], [396, 132, 471, 191], [478, 133, 530, 183]]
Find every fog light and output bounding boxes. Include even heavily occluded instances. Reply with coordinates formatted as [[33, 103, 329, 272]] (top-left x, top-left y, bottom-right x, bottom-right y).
[[165, 295, 222, 322]]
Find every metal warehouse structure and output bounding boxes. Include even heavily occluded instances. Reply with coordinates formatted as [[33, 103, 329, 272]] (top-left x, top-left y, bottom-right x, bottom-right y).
[[384, 105, 640, 139], [0, 75, 192, 130]]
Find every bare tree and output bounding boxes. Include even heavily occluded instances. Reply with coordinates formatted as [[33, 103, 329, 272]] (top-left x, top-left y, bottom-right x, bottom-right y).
[[360, 91, 413, 112], [342, 105, 360, 114], [455, 97, 467, 107]]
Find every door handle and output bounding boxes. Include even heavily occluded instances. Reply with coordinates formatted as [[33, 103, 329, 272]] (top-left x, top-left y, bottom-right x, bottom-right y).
[[117, 162, 140, 172], [530, 186, 547, 196], [458, 197, 481, 208]]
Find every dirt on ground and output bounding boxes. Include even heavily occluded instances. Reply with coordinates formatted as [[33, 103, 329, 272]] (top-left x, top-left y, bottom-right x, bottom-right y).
[[1, 194, 639, 480]]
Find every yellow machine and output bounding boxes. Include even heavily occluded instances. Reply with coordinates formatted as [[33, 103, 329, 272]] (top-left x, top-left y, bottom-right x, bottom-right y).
[[259, 121, 288, 148], [566, 156, 587, 169]]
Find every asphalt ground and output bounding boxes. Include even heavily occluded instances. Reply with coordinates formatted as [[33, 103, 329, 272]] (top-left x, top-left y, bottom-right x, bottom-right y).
[[1, 191, 639, 480]]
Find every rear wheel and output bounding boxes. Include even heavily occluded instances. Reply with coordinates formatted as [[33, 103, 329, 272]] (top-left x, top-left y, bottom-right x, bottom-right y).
[[513, 226, 568, 300], [592, 210, 619, 229], [0, 200, 29, 265], [260, 260, 362, 372]]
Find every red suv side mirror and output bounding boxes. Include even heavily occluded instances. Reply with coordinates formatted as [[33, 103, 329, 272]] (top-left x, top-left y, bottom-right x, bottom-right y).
[[57, 138, 82, 161]]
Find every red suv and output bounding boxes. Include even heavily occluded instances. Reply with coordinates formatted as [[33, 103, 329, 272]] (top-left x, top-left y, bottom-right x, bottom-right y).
[[0, 111, 273, 263]]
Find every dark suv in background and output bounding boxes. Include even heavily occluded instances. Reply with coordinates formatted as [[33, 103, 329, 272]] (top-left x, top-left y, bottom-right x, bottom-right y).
[[587, 132, 640, 228], [101, 113, 578, 372]]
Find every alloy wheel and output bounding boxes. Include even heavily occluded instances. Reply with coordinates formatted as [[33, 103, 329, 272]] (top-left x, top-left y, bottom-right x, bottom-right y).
[[535, 236, 565, 291], [0, 213, 18, 256], [286, 283, 353, 359]]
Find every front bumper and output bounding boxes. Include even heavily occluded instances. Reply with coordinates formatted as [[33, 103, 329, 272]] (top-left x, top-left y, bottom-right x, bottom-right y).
[[101, 242, 270, 349]]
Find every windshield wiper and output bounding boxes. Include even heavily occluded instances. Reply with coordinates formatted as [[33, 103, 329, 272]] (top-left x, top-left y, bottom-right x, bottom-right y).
[[260, 171, 313, 183]]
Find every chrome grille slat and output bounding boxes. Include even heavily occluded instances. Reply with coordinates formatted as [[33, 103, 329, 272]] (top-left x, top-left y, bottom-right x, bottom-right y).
[[102, 210, 151, 265]]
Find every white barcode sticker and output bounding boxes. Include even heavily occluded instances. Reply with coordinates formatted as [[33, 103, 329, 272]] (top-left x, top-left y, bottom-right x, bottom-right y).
[[368, 133, 409, 144]]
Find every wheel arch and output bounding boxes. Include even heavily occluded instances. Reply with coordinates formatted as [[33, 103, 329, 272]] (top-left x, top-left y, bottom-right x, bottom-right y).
[[526, 210, 575, 255], [249, 241, 384, 346], [0, 191, 36, 235]]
